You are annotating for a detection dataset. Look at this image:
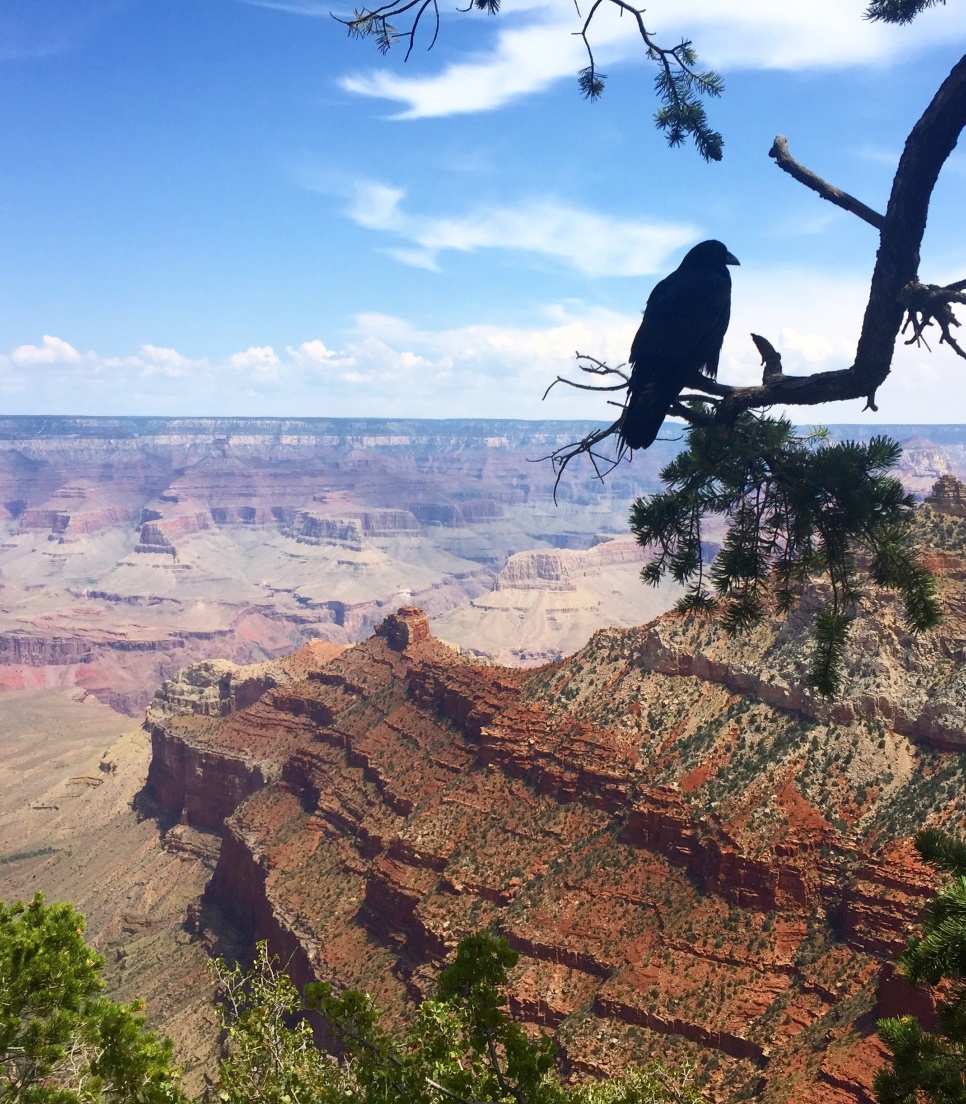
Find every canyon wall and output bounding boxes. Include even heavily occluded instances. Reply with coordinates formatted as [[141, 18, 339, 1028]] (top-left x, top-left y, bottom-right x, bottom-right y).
[[143, 521, 966, 1104]]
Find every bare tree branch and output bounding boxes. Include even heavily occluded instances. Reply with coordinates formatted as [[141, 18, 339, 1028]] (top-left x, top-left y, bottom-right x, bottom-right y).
[[901, 279, 966, 360], [542, 376, 627, 400], [686, 51, 966, 423], [768, 136, 885, 229], [533, 420, 623, 503], [573, 351, 630, 381]]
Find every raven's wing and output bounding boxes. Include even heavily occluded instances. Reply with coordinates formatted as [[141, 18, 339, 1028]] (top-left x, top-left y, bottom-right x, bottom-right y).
[[629, 266, 732, 387]]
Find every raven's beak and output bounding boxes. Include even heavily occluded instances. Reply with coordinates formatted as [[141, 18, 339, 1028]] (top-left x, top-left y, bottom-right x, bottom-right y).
[[726, 251, 740, 266]]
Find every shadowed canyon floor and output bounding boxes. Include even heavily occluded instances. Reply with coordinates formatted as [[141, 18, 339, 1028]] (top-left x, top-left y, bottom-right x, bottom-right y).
[[0, 688, 222, 1096]]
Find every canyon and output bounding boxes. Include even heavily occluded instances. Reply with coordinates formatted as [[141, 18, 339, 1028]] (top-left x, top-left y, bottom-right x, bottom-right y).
[[4, 420, 966, 1102], [0, 416, 691, 712], [2, 418, 964, 712], [119, 492, 966, 1102]]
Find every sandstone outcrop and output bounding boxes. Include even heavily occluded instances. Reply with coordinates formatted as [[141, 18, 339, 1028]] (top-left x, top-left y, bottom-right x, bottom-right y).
[[926, 473, 966, 518], [143, 540, 966, 1103]]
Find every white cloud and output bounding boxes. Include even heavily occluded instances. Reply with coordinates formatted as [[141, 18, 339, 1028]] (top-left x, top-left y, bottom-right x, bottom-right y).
[[5, 265, 966, 422], [338, 0, 966, 118], [671, 0, 966, 70], [340, 12, 592, 119], [11, 335, 81, 366], [343, 178, 698, 276], [384, 247, 441, 271], [102, 344, 208, 379], [287, 339, 341, 366], [227, 345, 282, 381], [348, 181, 406, 230], [336, 305, 637, 414], [137, 344, 193, 377]]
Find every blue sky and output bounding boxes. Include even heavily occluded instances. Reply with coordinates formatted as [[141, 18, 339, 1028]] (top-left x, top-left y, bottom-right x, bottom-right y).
[[2, 0, 966, 422]]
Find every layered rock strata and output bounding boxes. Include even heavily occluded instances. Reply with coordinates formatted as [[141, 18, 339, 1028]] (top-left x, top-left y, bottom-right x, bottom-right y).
[[145, 552, 966, 1103], [0, 417, 685, 707]]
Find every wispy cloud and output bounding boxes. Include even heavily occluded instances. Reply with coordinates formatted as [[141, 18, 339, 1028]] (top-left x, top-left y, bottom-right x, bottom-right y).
[[236, 0, 331, 13], [0, 1, 126, 64], [336, 0, 966, 118], [339, 178, 698, 276]]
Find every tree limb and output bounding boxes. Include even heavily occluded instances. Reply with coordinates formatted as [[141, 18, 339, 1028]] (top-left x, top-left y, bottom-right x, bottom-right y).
[[768, 136, 885, 229], [541, 53, 966, 474], [703, 51, 966, 421]]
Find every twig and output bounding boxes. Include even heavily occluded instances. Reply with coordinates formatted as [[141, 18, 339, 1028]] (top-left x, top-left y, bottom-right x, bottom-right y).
[[900, 280, 966, 361], [577, 0, 716, 96], [532, 420, 624, 503], [425, 1077, 489, 1104], [574, 351, 630, 381], [542, 376, 627, 401], [334, 0, 440, 61]]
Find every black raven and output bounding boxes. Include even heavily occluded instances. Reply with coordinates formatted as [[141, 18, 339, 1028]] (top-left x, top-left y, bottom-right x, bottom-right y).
[[618, 239, 739, 453]]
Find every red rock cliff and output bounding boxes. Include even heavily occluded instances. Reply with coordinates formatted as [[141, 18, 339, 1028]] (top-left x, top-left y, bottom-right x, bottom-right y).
[[145, 588, 966, 1103]]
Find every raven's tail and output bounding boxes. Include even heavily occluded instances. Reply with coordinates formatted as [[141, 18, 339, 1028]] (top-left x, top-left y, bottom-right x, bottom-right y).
[[618, 381, 678, 453]]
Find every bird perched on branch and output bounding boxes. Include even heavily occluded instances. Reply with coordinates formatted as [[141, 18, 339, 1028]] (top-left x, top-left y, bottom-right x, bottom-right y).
[[619, 239, 739, 453]]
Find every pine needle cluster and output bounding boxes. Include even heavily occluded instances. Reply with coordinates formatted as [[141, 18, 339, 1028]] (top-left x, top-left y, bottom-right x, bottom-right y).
[[875, 829, 966, 1104], [650, 41, 724, 162], [629, 410, 941, 696], [866, 0, 947, 25]]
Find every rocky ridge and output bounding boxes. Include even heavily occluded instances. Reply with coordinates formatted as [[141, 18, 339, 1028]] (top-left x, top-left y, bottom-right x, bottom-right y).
[[143, 499, 966, 1104]]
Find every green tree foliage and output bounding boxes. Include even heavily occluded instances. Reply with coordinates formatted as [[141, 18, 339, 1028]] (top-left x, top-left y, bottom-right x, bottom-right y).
[[875, 829, 966, 1104], [210, 943, 340, 1104], [0, 894, 185, 1104], [213, 931, 705, 1104], [3, 898, 701, 1104], [629, 412, 941, 695]]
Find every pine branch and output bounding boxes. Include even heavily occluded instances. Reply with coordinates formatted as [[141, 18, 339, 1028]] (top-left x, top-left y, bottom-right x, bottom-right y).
[[915, 829, 966, 879], [866, 0, 947, 24]]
